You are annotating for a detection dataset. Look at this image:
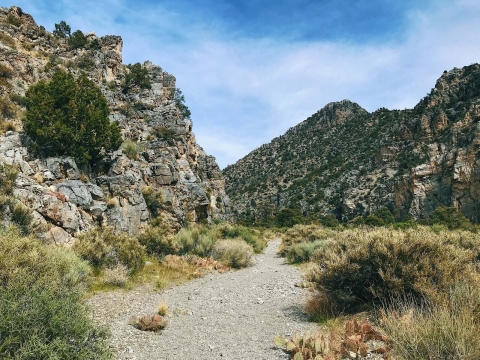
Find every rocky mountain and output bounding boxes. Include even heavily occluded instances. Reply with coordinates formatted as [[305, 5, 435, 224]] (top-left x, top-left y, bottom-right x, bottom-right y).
[[0, 6, 230, 244], [224, 63, 480, 224]]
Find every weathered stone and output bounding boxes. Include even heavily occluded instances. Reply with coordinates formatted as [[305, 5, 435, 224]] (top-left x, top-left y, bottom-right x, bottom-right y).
[[57, 180, 93, 209], [44, 157, 80, 180]]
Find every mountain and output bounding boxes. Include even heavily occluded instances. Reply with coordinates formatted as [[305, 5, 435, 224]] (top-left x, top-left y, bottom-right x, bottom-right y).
[[223, 64, 480, 224], [0, 6, 230, 244]]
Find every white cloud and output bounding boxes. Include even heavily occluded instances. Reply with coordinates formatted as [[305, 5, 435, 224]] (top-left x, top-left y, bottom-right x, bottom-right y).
[[7, 0, 480, 168]]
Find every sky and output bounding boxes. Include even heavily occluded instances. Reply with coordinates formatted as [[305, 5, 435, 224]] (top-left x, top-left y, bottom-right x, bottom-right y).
[[5, 0, 480, 168]]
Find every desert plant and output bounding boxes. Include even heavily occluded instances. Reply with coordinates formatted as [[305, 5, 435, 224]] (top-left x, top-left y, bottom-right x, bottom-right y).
[[53, 20, 71, 38], [68, 29, 87, 49], [142, 186, 165, 217], [380, 283, 480, 360], [285, 240, 325, 263], [6, 14, 22, 27], [122, 63, 151, 92], [0, 96, 15, 119], [274, 330, 340, 360], [0, 226, 112, 359], [154, 125, 175, 139], [0, 163, 18, 194], [308, 227, 480, 312], [219, 223, 267, 253], [157, 302, 168, 316], [175, 226, 218, 257], [0, 31, 16, 49], [122, 139, 142, 160], [22, 70, 122, 164], [173, 88, 191, 119], [73, 227, 146, 272], [0, 64, 12, 87], [212, 238, 254, 268], [129, 314, 167, 332], [9, 93, 26, 107], [138, 219, 178, 258], [74, 53, 96, 71], [101, 264, 129, 287]]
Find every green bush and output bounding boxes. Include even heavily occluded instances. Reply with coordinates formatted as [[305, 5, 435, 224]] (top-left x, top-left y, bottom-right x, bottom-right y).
[[0, 226, 112, 359], [138, 219, 178, 258], [74, 53, 96, 71], [73, 227, 146, 272], [0, 163, 18, 195], [22, 71, 122, 164], [122, 139, 142, 160], [275, 208, 303, 227], [432, 206, 475, 231], [6, 14, 22, 27], [68, 30, 87, 49], [53, 20, 71, 38], [309, 227, 480, 312], [173, 88, 191, 119], [364, 214, 384, 226], [141, 186, 165, 217], [212, 238, 254, 268], [122, 63, 151, 92], [175, 226, 219, 257], [285, 240, 326, 263], [154, 126, 175, 139], [219, 224, 266, 253], [279, 224, 335, 256]]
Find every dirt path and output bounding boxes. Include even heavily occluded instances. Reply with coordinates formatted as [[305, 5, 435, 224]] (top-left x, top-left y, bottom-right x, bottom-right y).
[[89, 239, 318, 360]]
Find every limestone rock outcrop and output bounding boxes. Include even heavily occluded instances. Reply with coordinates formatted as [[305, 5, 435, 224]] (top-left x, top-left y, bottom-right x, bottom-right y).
[[224, 64, 480, 223], [0, 6, 230, 242]]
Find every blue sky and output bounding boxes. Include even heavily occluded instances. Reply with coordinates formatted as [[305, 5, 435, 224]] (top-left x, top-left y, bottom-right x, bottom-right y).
[[5, 0, 480, 168]]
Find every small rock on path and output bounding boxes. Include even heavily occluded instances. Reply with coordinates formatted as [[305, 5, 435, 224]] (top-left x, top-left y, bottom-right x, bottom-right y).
[[89, 239, 318, 360]]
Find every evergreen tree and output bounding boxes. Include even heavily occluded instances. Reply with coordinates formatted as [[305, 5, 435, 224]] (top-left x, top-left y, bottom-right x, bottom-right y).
[[22, 71, 122, 164], [53, 20, 71, 38]]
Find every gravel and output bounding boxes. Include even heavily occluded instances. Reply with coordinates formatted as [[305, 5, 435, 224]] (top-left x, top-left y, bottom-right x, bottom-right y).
[[88, 239, 318, 360]]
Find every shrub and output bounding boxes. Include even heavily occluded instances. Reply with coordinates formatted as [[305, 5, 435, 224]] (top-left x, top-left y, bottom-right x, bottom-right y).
[[141, 186, 165, 217], [11, 202, 33, 233], [432, 206, 475, 231], [175, 226, 219, 257], [157, 302, 168, 316], [122, 139, 142, 160], [154, 126, 175, 139], [173, 88, 191, 119], [6, 14, 22, 27], [364, 214, 385, 226], [212, 238, 254, 268], [219, 224, 266, 253], [138, 220, 178, 258], [53, 20, 71, 38], [22, 70, 122, 164], [380, 283, 480, 360], [68, 30, 87, 49], [0, 163, 18, 195], [0, 227, 112, 359], [101, 264, 129, 287], [0, 96, 15, 119], [275, 208, 303, 227], [73, 227, 146, 272], [375, 207, 395, 224], [280, 224, 335, 256], [308, 227, 480, 312], [285, 240, 325, 263], [122, 63, 151, 92], [0, 64, 12, 87], [0, 32, 16, 49], [75, 53, 96, 71], [129, 314, 167, 332], [9, 93, 26, 107]]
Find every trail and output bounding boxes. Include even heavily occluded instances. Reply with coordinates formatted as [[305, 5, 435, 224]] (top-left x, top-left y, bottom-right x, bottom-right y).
[[89, 239, 317, 360]]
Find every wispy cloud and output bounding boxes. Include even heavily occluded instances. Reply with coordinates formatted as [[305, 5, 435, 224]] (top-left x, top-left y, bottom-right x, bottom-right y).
[[6, 0, 480, 168]]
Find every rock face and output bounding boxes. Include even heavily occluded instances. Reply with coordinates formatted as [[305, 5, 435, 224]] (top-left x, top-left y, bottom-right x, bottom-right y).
[[224, 65, 480, 223], [0, 6, 230, 242]]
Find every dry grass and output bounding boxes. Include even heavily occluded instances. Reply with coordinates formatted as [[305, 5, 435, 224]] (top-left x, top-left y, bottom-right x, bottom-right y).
[[379, 283, 480, 360], [0, 31, 16, 49], [212, 238, 254, 268], [157, 302, 168, 316]]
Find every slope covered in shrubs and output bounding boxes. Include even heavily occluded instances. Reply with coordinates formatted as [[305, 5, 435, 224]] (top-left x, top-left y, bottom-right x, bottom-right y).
[[0, 227, 112, 359]]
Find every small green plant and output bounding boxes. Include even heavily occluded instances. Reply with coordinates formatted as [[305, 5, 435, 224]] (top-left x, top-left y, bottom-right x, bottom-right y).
[[285, 240, 325, 263], [138, 219, 178, 258], [53, 20, 71, 38], [0, 163, 18, 194], [0, 64, 12, 87], [154, 126, 175, 139], [129, 314, 167, 332], [122, 63, 151, 92], [122, 139, 142, 160], [75, 53, 96, 71], [68, 29, 87, 49], [6, 14, 22, 27], [212, 238, 254, 268], [0, 31, 16, 49], [101, 264, 129, 287], [141, 186, 165, 217], [73, 227, 146, 272], [173, 88, 191, 119], [9, 93, 26, 107]]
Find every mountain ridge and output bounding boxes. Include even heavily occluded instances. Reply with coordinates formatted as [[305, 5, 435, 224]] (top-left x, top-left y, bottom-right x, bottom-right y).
[[223, 63, 480, 224]]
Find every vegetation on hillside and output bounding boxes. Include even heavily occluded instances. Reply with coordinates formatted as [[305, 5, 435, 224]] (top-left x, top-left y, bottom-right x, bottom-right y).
[[22, 70, 122, 164]]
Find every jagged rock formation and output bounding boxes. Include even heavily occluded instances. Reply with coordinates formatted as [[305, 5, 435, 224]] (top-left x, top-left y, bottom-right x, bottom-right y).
[[224, 64, 480, 223], [0, 6, 230, 244]]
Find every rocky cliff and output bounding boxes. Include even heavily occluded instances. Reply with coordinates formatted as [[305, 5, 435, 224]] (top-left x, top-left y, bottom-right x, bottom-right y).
[[0, 6, 230, 244], [224, 64, 480, 223]]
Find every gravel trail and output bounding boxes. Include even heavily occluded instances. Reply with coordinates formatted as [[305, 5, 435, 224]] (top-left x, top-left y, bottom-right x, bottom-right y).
[[89, 239, 318, 360]]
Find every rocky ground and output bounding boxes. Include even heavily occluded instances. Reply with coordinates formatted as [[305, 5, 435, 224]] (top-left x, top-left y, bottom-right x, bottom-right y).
[[88, 239, 318, 360]]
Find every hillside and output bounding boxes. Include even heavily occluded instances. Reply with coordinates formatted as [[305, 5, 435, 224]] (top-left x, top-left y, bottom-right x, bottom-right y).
[[0, 6, 231, 243], [223, 64, 480, 224]]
